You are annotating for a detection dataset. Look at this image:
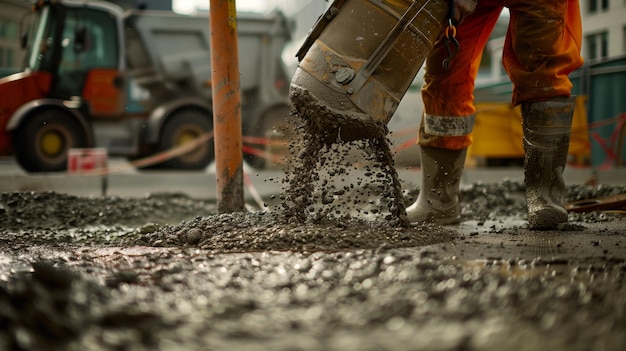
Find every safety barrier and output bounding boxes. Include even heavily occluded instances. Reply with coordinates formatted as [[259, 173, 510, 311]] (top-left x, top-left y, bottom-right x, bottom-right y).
[[67, 131, 214, 176], [586, 112, 626, 169], [64, 108, 624, 179], [52, 111, 626, 205]]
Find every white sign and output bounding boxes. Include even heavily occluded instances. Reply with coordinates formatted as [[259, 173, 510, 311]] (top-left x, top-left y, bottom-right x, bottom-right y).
[[67, 148, 108, 173]]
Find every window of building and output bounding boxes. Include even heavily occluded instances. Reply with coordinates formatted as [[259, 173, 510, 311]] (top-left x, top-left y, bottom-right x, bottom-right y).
[[5, 49, 12, 67], [0, 19, 18, 39], [622, 25, 626, 52], [586, 31, 609, 61], [0, 47, 15, 68], [588, 0, 609, 13]]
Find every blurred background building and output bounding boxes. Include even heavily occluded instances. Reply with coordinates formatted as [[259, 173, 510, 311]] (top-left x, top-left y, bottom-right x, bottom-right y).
[[0, 0, 28, 76], [2, 0, 624, 74]]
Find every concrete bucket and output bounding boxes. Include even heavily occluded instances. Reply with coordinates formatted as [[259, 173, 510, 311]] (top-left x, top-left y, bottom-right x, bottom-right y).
[[290, 0, 449, 142]]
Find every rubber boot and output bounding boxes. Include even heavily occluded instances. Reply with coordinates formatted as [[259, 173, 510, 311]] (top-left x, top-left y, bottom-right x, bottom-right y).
[[406, 146, 467, 224], [522, 96, 576, 230]]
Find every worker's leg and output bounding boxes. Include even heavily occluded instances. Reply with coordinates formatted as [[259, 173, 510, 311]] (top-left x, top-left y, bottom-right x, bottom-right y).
[[522, 97, 576, 229], [503, 0, 583, 229], [406, 143, 468, 224], [407, 2, 502, 224], [503, 0, 584, 104]]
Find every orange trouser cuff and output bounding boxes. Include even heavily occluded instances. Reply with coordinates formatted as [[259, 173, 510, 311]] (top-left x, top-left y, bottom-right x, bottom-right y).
[[417, 116, 473, 150]]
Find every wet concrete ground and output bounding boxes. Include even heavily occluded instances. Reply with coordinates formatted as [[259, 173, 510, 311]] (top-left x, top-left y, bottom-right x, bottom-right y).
[[1, 177, 625, 351], [1, 107, 625, 350]]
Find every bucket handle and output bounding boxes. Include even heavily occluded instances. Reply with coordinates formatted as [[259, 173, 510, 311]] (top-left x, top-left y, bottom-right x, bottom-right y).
[[295, 0, 348, 61], [347, 0, 435, 94]]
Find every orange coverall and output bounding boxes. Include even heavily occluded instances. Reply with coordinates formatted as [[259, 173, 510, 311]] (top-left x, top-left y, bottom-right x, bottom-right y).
[[419, 0, 584, 149]]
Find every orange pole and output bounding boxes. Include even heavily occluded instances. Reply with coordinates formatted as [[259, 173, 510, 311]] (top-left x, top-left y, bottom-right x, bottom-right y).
[[210, 0, 244, 212]]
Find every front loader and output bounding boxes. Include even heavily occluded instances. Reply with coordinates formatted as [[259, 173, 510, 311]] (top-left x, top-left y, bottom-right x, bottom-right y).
[[0, 0, 292, 172]]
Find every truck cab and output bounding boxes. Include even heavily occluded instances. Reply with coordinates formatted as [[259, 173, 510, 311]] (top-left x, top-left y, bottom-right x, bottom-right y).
[[37, 2, 124, 107]]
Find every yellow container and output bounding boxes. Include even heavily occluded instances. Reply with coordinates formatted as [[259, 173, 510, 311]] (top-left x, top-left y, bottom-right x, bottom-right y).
[[468, 96, 591, 165]]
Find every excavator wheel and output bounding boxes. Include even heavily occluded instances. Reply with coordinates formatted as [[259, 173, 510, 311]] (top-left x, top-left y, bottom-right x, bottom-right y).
[[245, 104, 293, 170], [13, 109, 88, 172], [146, 109, 214, 170]]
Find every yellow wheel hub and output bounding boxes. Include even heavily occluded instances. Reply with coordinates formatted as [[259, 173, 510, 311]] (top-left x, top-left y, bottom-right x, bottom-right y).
[[41, 131, 63, 157], [177, 132, 197, 146]]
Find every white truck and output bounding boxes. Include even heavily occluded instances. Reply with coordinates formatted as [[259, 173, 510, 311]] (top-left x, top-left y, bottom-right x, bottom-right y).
[[0, 0, 292, 172]]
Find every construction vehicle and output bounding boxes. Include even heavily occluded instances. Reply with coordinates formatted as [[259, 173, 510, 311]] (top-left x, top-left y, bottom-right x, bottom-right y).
[[0, 0, 292, 172]]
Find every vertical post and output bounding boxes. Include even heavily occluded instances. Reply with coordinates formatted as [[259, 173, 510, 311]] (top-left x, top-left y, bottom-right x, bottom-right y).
[[210, 0, 244, 212]]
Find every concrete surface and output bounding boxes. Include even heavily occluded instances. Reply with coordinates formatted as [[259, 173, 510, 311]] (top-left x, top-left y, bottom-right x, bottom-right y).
[[0, 162, 623, 200]]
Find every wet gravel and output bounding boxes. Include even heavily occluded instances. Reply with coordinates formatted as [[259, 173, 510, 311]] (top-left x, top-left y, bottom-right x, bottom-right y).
[[1, 112, 626, 351], [1, 177, 625, 350], [0, 191, 216, 231]]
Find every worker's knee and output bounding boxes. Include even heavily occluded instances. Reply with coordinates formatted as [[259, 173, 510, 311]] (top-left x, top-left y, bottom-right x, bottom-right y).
[[510, 15, 566, 72]]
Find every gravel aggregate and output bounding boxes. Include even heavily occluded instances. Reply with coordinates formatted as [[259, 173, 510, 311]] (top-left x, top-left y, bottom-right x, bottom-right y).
[[1, 122, 625, 350]]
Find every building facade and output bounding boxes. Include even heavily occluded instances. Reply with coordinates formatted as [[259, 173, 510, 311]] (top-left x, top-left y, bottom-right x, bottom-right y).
[[0, 0, 29, 73], [581, 0, 626, 62], [4, 1, 623, 75]]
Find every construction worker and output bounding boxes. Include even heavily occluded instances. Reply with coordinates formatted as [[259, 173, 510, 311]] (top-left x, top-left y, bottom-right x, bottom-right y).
[[406, 0, 584, 229]]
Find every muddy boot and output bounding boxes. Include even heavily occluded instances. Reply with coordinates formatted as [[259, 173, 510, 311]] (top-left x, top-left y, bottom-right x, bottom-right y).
[[406, 146, 467, 224], [522, 96, 576, 230]]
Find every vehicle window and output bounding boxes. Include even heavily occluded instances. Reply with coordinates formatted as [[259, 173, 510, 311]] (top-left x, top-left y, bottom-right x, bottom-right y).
[[56, 7, 118, 96], [60, 8, 118, 72], [25, 6, 58, 71]]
